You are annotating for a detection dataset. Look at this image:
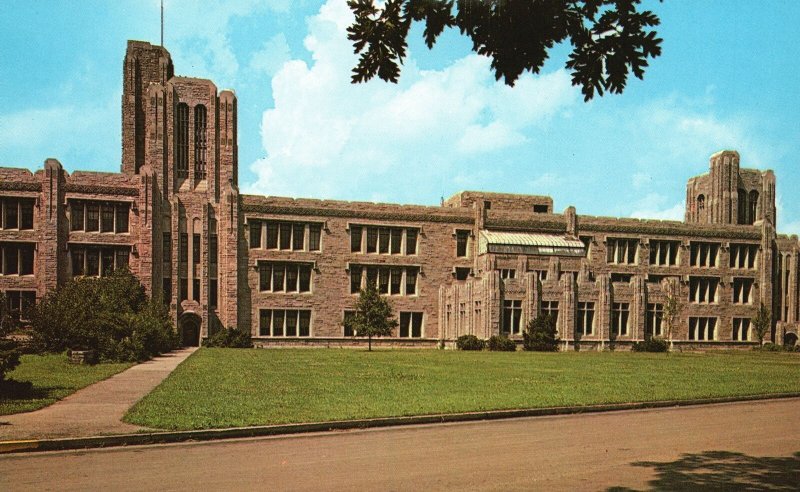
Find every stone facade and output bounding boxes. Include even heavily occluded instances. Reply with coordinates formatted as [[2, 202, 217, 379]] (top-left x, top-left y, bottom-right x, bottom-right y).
[[1, 40, 798, 349]]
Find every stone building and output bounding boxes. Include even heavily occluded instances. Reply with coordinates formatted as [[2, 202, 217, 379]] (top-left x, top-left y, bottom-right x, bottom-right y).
[[1, 40, 798, 349]]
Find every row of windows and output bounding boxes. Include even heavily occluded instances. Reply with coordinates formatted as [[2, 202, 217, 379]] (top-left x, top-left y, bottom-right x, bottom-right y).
[[3, 290, 36, 322], [258, 309, 425, 338], [250, 221, 322, 252], [70, 201, 129, 233], [259, 262, 312, 293], [71, 246, 130, 277], [0, 243, 35, 275], [350, 225, 418, 255], [0, 198, 35, 230], [604, 238, 758, 269], [175, 103, 208, 181], [349, 265, 418, 296]]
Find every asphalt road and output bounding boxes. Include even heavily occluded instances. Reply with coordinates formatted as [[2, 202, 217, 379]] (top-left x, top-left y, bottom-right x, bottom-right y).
[[2, 398, 799, 491]]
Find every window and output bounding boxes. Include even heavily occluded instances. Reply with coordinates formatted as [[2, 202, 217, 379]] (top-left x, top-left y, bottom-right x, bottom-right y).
[[1, 243, 35, 275], [697, 195, 705, 214], [194, 105, 207, 180], [115, 204, 129, 233], [292, 223, 305, 250], [646, 303, 663, 337], [606, 238, 639, 265], [456, 230, 469, 257], [612, 303, 630, 336], [748, 190, 759, 224], [454, 267, 470, 281], [738, 189, 748, 225], [690, 242, 720, 267], [249, 221, 262, 249], [399, 312, 423, 338], [193, 234, 201, 264], [71, 202, 84, 231], [258, 262, 313, 293], [192, 279, 200, 302], [533, 204, 548, 213], [209, 234, 218, 265], [352, 225, 418, 255], [732, 318, 750, 341], [732, 278, 754, 304], [689, 277, 719, 304], [266, 222, 278, 249], [649, 240, 679, 266], [180, 233, 188, 263], [86, 203, 99, 232], [350, 226, 362, 253], [406, 229, 417, 255], [343, 310, 356, 336], [611, 273, 633, 283], [308, 224, 321, 251], [162, 278, 172, 305], [577, 302, 594, 336], [502, 300, 522, 335], [259, 309, 311, 337], [499, 269, 516, 279], [351, 265, 418, 296], [176, 103, 189, 178], [4, 290, 36, 322], [1, 198, 34, 230], [69, 245, 129, 277], [180, 278, 188, 301], [531, 270, 548, 281], [542, 301, 559, 325], [101, 205, 114, 232], [730, 244, 758, 269], [689, 317, 717, 341], [378, 227, 390, 254], [279, 223, 291, 250]]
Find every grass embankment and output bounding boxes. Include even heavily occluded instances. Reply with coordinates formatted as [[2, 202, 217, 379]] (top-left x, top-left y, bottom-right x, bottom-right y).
[[0, 354, 132, 415], [124, 349, 800, 431]]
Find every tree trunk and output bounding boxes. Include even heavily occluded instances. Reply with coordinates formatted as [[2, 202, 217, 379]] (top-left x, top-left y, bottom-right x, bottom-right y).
[[368, 334, 372, 351]]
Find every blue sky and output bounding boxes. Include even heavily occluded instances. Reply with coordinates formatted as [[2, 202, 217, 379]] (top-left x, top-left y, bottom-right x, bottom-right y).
[[1, 1, 799, 233]]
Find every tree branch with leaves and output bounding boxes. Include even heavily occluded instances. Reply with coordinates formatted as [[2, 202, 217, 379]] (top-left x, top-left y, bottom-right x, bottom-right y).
[[347, 0, 663, 101], [345, 283, 399, 351]]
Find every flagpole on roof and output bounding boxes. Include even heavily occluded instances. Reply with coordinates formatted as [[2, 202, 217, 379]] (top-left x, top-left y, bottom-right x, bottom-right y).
[[161, 0, 164, 47]]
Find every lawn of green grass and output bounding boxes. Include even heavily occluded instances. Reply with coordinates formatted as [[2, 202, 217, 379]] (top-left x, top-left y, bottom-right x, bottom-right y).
[[0, 354, 132, 415], [124, 348, 800, 431]]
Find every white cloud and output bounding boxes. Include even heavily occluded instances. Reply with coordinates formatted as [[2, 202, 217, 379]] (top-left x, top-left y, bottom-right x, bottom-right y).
[[632, 172, 651, 190], [247, 0, 578, 201], [248, 34, 291, 77], [629, 193, 685, 221], [528, 173, 560, 191]]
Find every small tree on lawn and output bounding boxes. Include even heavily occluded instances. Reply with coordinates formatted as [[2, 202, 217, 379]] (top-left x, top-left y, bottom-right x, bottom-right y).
[[752, 302, 772, 346], [663, 289, 683, 352], [523, 314, 560, 352], [345, 283, 398, 351], [0, 291, 22, 383]]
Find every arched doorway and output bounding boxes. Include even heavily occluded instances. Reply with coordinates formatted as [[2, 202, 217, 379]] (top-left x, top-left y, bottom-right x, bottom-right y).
[[179, 313, 202, 347], [785, 332, 798, 348]]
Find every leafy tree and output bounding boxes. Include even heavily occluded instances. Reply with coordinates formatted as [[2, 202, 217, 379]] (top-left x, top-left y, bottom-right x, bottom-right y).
[[345, 283, 398, 351], [31, 268, 178, 362], [347, 0, 663, 101], [752, 302, 771, 346], [523, 314, 560, 351], [662, 290, 683, 352], [0, 292, 22, 383]]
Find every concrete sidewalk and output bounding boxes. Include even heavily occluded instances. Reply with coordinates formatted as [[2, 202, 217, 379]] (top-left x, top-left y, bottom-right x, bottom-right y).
[[0, 347, 196, 441]]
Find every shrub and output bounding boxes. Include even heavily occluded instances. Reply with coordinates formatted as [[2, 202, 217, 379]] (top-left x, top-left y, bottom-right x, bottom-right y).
[[631, 337, 668, 353], [456, 334, 485, 351], [487, 335, 516, 351], [203, 327, 253, 348], [31, 269, 178, 362], [0, 291, 21, 382], [523, 315, 560, 352]]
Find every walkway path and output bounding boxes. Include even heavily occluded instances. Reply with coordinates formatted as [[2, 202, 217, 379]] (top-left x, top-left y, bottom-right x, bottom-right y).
[[0, 347, 196, 441]]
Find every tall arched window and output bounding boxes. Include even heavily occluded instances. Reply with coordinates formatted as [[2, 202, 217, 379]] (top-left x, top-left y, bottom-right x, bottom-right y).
[[737, 189, 747, 224], [194, 105, 207, 180], [697, 194, 705, 217], [748, 190, 759, 224], [175, 103, 189, 179]]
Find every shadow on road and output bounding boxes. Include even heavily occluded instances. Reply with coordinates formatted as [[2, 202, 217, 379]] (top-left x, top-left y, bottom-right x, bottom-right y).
[[608, 450, 800, 491]]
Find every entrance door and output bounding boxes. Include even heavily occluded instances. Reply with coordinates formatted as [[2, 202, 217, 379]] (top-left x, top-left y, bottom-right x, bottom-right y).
[[180, 316, 201, 347]]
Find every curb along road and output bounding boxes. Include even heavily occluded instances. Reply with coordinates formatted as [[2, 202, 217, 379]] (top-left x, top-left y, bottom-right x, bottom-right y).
[[2, 392, 799, 455]]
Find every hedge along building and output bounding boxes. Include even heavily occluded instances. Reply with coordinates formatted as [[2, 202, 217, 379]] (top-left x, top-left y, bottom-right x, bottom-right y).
[[1, 40, 798, 349]]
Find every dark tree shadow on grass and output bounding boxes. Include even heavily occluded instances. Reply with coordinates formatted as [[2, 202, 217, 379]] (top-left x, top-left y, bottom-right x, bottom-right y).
[[608, 450, 800, 491]]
